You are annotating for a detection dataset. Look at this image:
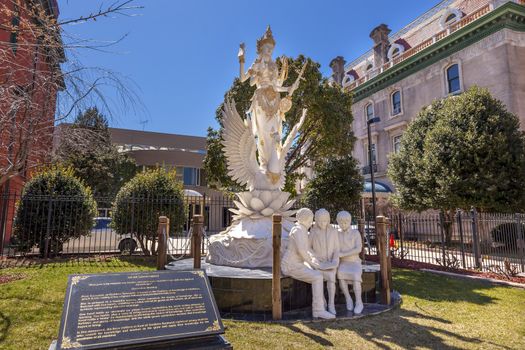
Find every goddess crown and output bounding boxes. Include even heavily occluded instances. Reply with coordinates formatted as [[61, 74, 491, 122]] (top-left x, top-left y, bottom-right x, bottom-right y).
[[256, 26, 276, 54]]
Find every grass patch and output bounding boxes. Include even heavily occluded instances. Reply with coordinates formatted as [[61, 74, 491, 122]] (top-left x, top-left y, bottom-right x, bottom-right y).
[[1, 258, 524, 349]]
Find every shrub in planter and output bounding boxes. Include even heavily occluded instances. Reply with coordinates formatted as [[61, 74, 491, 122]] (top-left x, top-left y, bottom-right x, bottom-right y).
[[112, 169, 186, 255], [13, 167, 96, 256]]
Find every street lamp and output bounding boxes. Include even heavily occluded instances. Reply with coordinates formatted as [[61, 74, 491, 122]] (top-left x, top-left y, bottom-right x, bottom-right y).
[[367, 116, 380, 225]]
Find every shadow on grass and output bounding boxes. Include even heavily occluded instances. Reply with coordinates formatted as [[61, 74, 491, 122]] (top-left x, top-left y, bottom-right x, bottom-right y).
[[285, 269, 510, 349], [0, 311, 10, 342]]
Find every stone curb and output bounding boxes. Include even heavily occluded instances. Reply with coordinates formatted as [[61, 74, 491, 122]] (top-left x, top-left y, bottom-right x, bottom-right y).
[[420, 269, 525, 289]]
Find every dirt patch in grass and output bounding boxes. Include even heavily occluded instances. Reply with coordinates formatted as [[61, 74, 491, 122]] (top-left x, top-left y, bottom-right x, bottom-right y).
[[0, 273, 25, 285], [365, 255, 525, 284]]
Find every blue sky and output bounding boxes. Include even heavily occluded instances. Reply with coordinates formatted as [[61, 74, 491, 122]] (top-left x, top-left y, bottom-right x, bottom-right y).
[[59, 0, 439, 136]]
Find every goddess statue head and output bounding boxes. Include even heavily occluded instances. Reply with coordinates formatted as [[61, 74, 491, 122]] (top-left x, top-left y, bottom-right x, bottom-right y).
[[256, 26, 275, 58]]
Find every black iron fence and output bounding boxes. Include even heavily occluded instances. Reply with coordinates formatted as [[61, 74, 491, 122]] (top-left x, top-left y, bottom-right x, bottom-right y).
[[0, 192, 235, 258], [375, 210, 525, 275], [4, 190, 523, 276]]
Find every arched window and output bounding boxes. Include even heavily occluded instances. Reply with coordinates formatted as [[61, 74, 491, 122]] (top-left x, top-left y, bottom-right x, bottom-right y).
[[365, 103, 374, 122], [440, 8, 463, 29], [366, 64, 374, 72], [392, 91, 402, 115], [446, 64, 461, 94], [342, 75, 355, 87], [387, 43, 405, 61]]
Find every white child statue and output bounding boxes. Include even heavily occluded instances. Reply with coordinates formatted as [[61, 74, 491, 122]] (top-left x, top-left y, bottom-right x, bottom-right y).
[[281, 208, 335, 319], [336, 211, 364, 314], [309, 209, 340, 315]]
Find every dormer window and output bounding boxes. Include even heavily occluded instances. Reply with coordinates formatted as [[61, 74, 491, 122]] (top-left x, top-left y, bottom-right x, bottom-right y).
[[440, 8, 463, 29], [342, 75, 355, 87], [387, 43, 406, 61], [366, 64, 374, 72]]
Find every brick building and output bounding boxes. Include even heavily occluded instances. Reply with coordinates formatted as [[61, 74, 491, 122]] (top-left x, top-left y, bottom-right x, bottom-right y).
[[0, 0, 62, 249], [330, 0, 525, 190]]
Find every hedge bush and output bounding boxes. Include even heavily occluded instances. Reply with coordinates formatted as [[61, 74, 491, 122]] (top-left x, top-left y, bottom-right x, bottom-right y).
[[13, 167, 96, 256], [111, 169, 186, 255]]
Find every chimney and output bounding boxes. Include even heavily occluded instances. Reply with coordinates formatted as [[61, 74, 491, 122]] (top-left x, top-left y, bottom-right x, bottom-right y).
[[329, 56, 346, 86], [370, 24, 391, 68]]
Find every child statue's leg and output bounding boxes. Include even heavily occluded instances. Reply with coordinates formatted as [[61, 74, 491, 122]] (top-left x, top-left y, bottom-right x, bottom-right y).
[[353, 281, 364, 314], [338, 279, 354, 311], [327, 281, 336, 314]]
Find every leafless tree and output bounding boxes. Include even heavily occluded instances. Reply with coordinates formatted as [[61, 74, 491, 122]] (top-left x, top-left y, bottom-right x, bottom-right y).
[[0, 0, 143, 189]]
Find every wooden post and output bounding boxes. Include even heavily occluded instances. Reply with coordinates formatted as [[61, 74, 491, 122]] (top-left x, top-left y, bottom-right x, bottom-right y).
[[358, 218, 365, 260], [376, 216, 391, 305], [272, 214, 282, 320], [192, 215, 203, 269], [157, 216, 169, 270]]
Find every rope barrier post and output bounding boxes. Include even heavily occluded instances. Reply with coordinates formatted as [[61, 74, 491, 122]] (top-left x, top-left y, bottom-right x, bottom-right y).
[[192, 215, 203, 269], [376, 216, 391, 305], [157, 216, 169, 270], [272, 214, 282, 320]]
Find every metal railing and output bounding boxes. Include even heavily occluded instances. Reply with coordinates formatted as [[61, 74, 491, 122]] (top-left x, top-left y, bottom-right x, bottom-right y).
[[376, 209, 525, 275], [0, 192, 235, 258]]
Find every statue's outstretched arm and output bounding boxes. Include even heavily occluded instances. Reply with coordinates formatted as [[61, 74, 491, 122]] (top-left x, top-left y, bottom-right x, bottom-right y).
[[238, 43, 250, 83]]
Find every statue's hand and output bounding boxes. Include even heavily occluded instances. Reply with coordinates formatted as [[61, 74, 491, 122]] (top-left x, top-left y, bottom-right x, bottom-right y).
[[238, 43, 246, 63]]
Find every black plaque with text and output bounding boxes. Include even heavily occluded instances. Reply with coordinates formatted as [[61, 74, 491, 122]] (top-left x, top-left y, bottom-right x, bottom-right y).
[[56, 270, 226, 350]]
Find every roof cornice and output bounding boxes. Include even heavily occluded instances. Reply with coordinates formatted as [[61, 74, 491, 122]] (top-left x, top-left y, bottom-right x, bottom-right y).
[[352, 2, 525, 103]]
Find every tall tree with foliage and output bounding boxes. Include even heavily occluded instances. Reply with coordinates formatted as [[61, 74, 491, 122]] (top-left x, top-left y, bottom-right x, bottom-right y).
[[55, 107, 137, 195], [302, 156, 363, 219], [389, 87, 525, 241], [204, 56, 354, 193]]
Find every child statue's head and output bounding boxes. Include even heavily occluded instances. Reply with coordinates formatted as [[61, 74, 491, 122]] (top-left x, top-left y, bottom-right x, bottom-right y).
[[296, 208, 314, 228], [336, 211, 352, 231], [314, 209, 330, 230]]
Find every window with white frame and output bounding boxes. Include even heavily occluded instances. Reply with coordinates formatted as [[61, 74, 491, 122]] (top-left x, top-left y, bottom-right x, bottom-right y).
[[393, 135, 402, 154], [391, 90, 402, 116], [387, 43, 405, 61], [440, 8, 463, 29], [446, 64, 461, 94], [365, 103, 374, 122]]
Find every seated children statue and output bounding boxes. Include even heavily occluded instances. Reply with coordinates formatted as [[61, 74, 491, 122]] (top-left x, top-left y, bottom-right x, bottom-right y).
[[281, 208, 335, 319], [309, 209, 340, 315], [336, 211, 364, 314]]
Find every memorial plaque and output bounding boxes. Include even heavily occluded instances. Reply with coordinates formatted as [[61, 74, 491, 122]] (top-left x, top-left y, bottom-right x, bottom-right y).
[[56, 270, 226, 350]]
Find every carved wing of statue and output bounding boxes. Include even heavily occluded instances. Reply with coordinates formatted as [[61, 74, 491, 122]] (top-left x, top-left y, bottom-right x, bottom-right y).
[[221, 99, 260, 190]]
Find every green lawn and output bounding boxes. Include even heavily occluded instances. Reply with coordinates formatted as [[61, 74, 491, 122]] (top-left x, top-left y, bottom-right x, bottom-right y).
[[1, 257, 524, 349]]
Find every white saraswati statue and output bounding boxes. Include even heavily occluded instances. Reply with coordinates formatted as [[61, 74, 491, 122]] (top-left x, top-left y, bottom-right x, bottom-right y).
[[207, 27, 307, 268]]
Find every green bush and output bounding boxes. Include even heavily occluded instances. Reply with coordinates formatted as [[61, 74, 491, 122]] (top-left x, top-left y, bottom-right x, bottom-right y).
[[13, 167, 96, 256], [111, 169, 186, 255]]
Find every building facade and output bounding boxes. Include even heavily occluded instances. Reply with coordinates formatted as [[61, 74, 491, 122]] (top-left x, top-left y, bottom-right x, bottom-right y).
[[0, 0, 62, 250], [330, 0, 525, 189], [108, 127, 212, 195]]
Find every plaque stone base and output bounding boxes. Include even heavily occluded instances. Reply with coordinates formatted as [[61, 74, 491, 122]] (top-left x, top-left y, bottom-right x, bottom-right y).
[[50, 335, 232, 350]]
